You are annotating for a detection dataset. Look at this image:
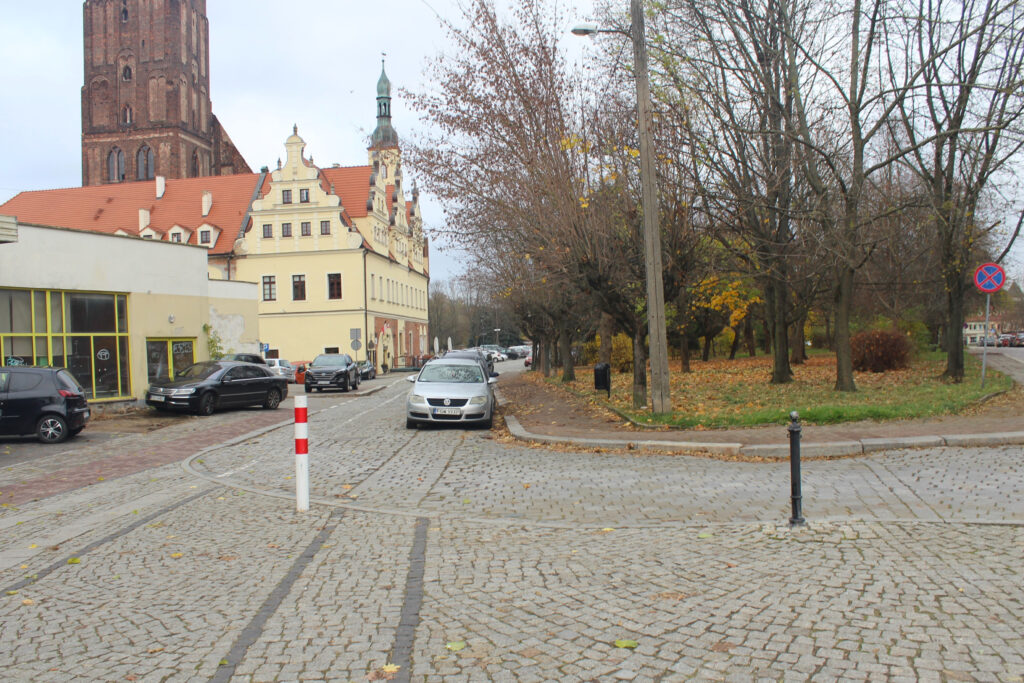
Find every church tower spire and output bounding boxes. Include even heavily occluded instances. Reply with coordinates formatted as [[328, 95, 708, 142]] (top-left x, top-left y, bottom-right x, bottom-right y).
[[370, 59, 399, 149]]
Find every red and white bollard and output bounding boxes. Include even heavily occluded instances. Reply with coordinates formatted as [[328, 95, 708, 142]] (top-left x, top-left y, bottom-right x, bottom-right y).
[[294, 395, 310, 512]]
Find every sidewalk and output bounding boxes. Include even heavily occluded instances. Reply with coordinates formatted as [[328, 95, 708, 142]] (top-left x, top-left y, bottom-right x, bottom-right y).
[[502, 349, 1024, 458]]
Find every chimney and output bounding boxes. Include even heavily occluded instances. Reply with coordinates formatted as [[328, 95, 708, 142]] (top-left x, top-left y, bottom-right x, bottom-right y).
[[202, 191, 212, 217], [155, 175, 166, 199], [138, 208, 150, 232]]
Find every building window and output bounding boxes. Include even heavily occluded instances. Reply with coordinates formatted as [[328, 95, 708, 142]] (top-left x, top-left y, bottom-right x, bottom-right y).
[[282, 189, 292, 204], [299, 188, 309, 203], [190, 150, 199, 177], [281, 223, 292, 237], [200, 230, 211, 244], [301, 222, 311, 236], [328, 273, 342, 300], [171, 233, 181, 243], [108, 148, 125, 182], [320, 220, 330, 235], [292, 275, 306, 301], [123, 104, 133, 125], [262, 224, 272, 238], [262, 276, 276, 301], [122, 65, 132, 82], [121, 0, 128, 21], [136, 145, 154, 180]]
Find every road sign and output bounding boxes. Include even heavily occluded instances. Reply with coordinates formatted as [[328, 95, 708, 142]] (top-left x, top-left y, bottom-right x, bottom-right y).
[[974, 263, 1006, 293], [351, 339, 361, 351]]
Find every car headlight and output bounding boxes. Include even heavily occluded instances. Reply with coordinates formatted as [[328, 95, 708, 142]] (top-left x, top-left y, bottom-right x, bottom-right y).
[[468, 395, 487, 405], [170, 387, 196, 396], [408, 393, 427, 406]]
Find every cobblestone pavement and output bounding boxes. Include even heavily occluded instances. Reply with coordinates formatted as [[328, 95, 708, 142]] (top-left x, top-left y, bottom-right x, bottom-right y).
[[1, 374, 1022, 681]]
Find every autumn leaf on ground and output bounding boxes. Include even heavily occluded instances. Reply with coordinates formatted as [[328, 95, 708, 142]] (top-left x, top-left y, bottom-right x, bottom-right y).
[[342, 484, 354, 490], [446, 641, 467, 651], [170, 553, 183, 559], [67, 557, 81, 565], [697, 531, 713, 539], [614, 639, 639, 649], [22, 598, 34, 605], [382, 664, 400, 673], [147, 647, 164, 654]]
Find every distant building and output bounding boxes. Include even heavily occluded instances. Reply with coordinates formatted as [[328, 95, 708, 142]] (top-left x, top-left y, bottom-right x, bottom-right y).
[[3, 65, 430, 373], [81, 0, 250, 186]]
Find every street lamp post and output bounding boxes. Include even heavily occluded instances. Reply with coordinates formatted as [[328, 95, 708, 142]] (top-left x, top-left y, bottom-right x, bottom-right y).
[[494, 328, 501, 345], [572, 0, 671, 413]]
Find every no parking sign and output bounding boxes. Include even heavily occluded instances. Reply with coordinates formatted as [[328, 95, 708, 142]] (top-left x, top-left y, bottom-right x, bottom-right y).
[[974, 263, 1005, 293]]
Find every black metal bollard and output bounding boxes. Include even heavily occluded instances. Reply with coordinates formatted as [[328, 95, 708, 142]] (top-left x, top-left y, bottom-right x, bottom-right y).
[[787, 411, 806, 526]]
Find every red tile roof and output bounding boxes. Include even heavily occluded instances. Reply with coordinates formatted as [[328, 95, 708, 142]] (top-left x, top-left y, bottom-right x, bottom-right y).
[[320, 166, 371, 218], [0, 174, 268, 253]]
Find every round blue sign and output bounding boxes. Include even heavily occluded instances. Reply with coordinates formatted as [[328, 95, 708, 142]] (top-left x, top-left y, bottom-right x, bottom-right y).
[[974, 263, 1006, 293]]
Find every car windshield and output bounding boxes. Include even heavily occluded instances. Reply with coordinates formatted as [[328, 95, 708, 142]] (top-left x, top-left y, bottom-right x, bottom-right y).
[[417, 364, 485, 383], [311, 355, 348, 366], [177, 362, 222, 379]]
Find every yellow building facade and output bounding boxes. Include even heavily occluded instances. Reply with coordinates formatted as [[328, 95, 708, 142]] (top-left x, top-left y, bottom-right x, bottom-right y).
[[229, 66, 429, 369]]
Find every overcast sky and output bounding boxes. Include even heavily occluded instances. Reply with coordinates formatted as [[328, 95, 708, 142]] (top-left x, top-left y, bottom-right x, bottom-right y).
[[0, 0, 596, 283], [1, 1, 1018, 286]]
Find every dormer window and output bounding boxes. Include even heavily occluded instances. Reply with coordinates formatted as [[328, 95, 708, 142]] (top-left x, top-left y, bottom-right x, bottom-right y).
[[122, 66, 132, 82], [171, 233, 182, 243], [200, 230, 211, 244]]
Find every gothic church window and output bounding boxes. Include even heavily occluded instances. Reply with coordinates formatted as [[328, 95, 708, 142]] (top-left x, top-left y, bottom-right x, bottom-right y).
[[122, 66, 132, 82], [190, 150, 199, 178], [122, 104, 133, 125], [136, 145, 154, 180], [108, 148, 125, 182], [121, 0, 128, 22]]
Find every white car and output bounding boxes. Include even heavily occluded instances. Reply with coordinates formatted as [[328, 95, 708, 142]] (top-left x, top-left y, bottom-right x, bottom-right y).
[[265, 358, 296, 382]]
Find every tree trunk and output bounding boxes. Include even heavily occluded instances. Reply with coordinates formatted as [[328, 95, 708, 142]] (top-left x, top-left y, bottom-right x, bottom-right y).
[[559, 326, 575, 382], [599, 313, 613, 365], [744, 315, 757, 357], [834, 266, 856, 391], [728, 326, 741, 360], [702, 334, 713, 361], [681, 336, 691, 372], [790, 314, 807, 365], [631, 325, 648, 409], [824, 312, 833, 350], [542, 337, 553, 378], [769, 279, 793, 383], [942, 275, 966, 382]]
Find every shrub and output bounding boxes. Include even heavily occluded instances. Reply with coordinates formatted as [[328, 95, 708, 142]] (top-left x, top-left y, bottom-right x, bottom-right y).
[[851, 330, 911, 372], [611, 333, 633, 373]]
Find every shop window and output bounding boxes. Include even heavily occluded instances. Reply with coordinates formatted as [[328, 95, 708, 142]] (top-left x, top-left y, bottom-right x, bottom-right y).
[[146, 339, 194, 383]]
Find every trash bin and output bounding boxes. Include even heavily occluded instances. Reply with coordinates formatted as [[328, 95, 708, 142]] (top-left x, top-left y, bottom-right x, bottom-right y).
[[594, 362, 611, 397]]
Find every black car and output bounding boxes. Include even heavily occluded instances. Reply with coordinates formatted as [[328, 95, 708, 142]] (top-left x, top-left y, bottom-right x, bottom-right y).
[[220, 353, 266, 364], [304, 353, 360, 392], [0, 367, 91, 443], [146, 361, 288, 416], [358, 360, 377, 380]]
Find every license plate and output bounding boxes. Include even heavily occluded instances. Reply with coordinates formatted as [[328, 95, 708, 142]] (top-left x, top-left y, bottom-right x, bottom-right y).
[[318, 381, 330, 385], [434, 407, 461, 416], [150, 394, 165, 402]]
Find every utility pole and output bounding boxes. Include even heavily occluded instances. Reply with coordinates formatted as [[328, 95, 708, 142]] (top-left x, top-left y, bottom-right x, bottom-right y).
[[630, 0, 671, 413]]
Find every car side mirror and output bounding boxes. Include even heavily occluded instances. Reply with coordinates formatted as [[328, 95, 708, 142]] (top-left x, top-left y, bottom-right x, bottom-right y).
[[488, 376, 498, 384], [490, 372, 499, 378], [406, 375, 418, 383]]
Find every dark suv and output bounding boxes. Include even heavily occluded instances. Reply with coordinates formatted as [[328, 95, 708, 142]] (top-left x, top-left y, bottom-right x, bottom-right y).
[[0, 367, 91, 443], [304, 354, 360, 392]]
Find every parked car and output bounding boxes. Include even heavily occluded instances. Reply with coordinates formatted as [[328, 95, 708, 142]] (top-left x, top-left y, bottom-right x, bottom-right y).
[[221, 353, 266, 364], [405, 358, 497, 429], [304, 353, 360, 392], [444, 349, 496, 377], [977, 335, 999, 347], [0, 367, 90, 443], [524, 353, 533, 368], [358, 360, 377, 380], [265, 358, 296, 382], [998, 334, 1014, 347], [146, 361, 287, 416]]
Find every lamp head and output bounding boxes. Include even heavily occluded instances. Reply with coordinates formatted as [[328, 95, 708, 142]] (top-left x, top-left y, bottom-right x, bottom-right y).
[[571, 22, 599, 36]]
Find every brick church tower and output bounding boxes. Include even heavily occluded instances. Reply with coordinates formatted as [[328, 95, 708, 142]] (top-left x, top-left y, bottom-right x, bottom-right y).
[[81, 0, 251, 186]]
